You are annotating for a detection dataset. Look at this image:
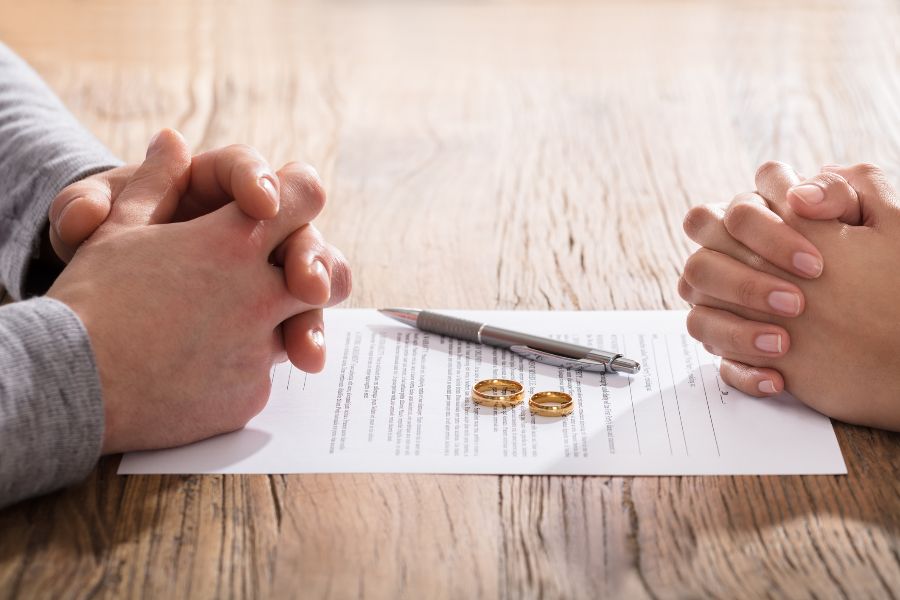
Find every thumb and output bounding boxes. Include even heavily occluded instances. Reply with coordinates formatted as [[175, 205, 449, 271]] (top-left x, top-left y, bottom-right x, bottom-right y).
[[48, 177, 114, 262], [785, 171, 861, 225], [105, 128, 191, 228], [820, 163, 900, 227]]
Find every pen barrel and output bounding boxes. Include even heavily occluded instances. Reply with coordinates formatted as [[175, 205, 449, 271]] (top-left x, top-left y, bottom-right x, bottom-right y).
[[417, 311, 484, 343], [481, 325, 595, 357], [416, 311, 632, 371]]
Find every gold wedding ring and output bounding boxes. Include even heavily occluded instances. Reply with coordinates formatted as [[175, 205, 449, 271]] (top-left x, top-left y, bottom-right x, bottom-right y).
[[529, 391, 574, 417], [472, 379, 525, 408]]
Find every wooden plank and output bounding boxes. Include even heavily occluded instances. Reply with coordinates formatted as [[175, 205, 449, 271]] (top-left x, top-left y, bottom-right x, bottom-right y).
[[0, 0, 899, 598]]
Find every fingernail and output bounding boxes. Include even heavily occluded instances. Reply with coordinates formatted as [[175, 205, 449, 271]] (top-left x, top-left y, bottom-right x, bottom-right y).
[[754, 333, 783, 354], [820, 164, 842, 172], [258, 175, 279, 213], [758, 380, 778, 394], [790, 184, 824, 205], [54, 199, 77, 238], [792, 252, 823, 277], [310, 328, 325, 349], [768, 290, 801, 315], [311, 258, 331, 303]]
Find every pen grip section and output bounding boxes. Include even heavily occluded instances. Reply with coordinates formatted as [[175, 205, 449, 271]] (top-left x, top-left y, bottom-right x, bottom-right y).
[[418, 311, 482, 343]]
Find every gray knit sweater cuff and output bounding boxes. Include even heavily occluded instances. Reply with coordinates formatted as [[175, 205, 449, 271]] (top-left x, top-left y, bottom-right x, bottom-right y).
[[0, 297, 103, 508], [0, 40, 122, 300]]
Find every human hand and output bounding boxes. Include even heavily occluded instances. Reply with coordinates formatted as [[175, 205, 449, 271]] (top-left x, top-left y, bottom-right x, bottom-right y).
[[49, 138, 283, 263], [680, 162, 882, 390], [49, 130, 349, 373], [680, 161, 900, 431], [47, 130, 351, 453]]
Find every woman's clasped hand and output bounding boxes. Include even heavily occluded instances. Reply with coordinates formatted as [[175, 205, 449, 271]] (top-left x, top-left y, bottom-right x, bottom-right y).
[[680, 160, 900, 431]]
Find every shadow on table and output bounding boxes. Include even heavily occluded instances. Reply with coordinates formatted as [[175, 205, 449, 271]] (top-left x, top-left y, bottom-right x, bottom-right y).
[[0, 429, 273, 572], [539, 367, 900, 578]]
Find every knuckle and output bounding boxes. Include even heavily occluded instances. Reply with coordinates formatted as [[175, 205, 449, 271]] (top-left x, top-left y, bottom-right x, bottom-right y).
[[755, 160, 789, 183], [226, 143, 258, 157], [727, 325, 745, 351], [685, 309, 705, 340], [681, 251, 707, 286], [736, 277, 758, 307], [723, 202, 756, 237], [719, 361, 740, 387], [284, 162, 327, 213], [682, 205, 714, 238], [852, 162, 883, 179], [811, 171, 844, 187], [730, 191, 760, 205], [744, 252, 766, 271], [328, 248, 353, 303], [677, 276, 695, 303]]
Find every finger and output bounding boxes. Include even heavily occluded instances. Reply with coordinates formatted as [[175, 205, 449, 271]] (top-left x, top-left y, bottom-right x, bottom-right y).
[[724, 192, 824, 278], [105, 129, 192, 228], [683, 202, 777, 273], [283, 309, 326, 373], [49, 195, 112, 262], [686, 305, 790, 358], [272, 225, 353, 307], [697, 346, 785, 395], [683, 248, 805, 317], [177, 144, 280, 221], [820, 163, 900, 226], [208, 161, 326, 254], [785, 171, 861, 225], [49, 175, 111, 236], [678, 277, 786, 324], [683, 202, 729, 247], [719, 359, 785, 397], [754, 161, 801, 215], [262, 162, 326, 248]]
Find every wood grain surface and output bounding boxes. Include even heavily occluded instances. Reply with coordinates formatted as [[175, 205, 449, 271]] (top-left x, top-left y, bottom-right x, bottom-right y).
[[1, 0, 899, 598]]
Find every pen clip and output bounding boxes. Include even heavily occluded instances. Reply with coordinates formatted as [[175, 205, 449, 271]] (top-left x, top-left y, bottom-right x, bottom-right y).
[[509, 345, 608, 373]]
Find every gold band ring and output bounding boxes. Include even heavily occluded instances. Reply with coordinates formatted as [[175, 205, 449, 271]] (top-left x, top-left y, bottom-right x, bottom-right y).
[[472, 379, 525, 408], [529, 391, 574, 417]]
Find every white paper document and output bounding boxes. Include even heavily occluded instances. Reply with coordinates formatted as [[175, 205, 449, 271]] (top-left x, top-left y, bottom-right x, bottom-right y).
[[119, 310, 846, 476]]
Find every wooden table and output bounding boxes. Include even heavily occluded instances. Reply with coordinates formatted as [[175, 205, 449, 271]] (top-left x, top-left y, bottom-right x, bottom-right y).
[[2, 1, 899, 597]]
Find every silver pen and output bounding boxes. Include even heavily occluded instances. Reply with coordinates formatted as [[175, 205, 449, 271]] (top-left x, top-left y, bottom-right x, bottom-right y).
[[378, 308, 641, 374]]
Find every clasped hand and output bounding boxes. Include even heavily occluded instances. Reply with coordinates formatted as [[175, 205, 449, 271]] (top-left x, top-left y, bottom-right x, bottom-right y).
[[680, 160, 900, 431], [46, 129, 352, 453]]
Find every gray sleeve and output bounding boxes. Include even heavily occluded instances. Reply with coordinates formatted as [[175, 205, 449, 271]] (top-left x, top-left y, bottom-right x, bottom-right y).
[[0, 298, 103, 509], [0, 42, 118, 507], [0, 40, 122, 301]]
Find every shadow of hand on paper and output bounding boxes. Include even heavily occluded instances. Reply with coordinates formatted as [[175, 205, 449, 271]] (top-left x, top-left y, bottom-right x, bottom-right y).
[[124, 427, 274, 473]]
